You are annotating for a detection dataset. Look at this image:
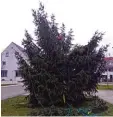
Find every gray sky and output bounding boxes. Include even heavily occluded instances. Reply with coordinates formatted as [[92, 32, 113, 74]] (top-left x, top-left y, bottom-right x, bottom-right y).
[[0, 0, 113, 56]]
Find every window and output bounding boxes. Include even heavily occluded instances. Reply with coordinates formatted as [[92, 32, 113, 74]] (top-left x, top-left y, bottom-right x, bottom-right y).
[[109, 68, 113, 72], [15, 52, 19, 55], [110, 75, 113, 82], [6, 52, 9, 57], [102, 75, 107, 82], [15, 70, 21, 77], [1, 70, 8, 77], [15, 52, 19, 56], [1, 79, 5, 81], [2, 61, 6, 66]]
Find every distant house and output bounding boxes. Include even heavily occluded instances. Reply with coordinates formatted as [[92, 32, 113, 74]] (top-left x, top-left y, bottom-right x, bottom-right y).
[[101, 57, 113, 82], [1, 42, 27, 83]]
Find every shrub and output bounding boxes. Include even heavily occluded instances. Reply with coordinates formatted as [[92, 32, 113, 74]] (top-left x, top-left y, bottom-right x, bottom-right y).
[[91, 96, 108, 113], [28, 105, 79, 116]]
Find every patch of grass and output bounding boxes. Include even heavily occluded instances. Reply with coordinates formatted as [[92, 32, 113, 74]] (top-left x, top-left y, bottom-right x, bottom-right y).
[[1, 96, 30, 116], [97, 85, 113, 90], [101, 102, 113, 116], [1, 84, 16, 86], [1, 96, 113, 116]]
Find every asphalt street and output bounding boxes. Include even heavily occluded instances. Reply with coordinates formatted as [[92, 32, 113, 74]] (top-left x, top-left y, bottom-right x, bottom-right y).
[[97, 90, 113, 104], [1, 85, 113, 105], [1, 84, 26, 100]]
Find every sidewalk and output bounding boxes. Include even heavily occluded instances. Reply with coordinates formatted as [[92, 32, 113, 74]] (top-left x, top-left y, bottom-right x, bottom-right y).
[[99, 82, 113, 85], [1, 84, 26, 100], [97, 90, 113, 104]]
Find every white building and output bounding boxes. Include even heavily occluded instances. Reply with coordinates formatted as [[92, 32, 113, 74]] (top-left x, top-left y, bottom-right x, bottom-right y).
[[1, 42, 27, 83], [101, 57, 113, 82]]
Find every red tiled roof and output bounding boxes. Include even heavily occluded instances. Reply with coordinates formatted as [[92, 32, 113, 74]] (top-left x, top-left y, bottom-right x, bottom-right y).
[[104, 57, 113, 61]]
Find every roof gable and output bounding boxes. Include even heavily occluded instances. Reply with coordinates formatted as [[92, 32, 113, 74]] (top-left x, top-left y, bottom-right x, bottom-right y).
[[12, 42, 24, 52], [1, 42, 24, 54], [104, 57, 113, 61]]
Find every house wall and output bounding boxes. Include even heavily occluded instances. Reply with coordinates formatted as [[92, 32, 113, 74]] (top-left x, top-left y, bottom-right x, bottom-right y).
[[103, 71, 113, 78], [101, 57, 113, 82], [1, 43, 27, 82], [103, 71, 113, 81]]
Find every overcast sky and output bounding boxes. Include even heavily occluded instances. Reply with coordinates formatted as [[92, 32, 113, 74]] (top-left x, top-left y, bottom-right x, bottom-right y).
[[0, 0, 113, 55]]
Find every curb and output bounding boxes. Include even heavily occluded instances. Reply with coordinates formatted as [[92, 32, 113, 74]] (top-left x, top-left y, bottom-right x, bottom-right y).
[[1, 92, 27, 100], [1, 84, 23, 88]]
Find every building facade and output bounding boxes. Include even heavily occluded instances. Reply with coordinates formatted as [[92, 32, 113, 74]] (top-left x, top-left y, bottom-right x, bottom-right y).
[[101, 57, 113, 82], [1, 42, 27, 83]]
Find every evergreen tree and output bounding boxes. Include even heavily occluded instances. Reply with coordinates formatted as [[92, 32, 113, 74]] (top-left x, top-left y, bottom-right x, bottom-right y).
[[16, 3, 108, 107]]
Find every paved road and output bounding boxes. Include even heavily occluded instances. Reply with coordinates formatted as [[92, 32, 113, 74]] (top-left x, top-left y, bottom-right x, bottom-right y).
[[1, 84, 26, 100], [1, 85, 113, 105], [97, 90, 113, 104]]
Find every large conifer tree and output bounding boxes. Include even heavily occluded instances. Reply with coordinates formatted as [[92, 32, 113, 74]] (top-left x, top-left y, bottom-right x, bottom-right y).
[[16, 3, 108, 107]]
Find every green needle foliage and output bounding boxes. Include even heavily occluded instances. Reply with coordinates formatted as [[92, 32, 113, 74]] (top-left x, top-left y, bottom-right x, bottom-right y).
[[16, 3, 108, 107]]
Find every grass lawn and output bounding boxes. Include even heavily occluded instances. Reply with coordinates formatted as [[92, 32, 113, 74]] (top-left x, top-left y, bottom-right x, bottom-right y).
[[1, 96, 30, 116], [101, 102, 113, 116], [97, 85, 113, 90], [1, 84, 16, 86], [1, 96, 113, 116]]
